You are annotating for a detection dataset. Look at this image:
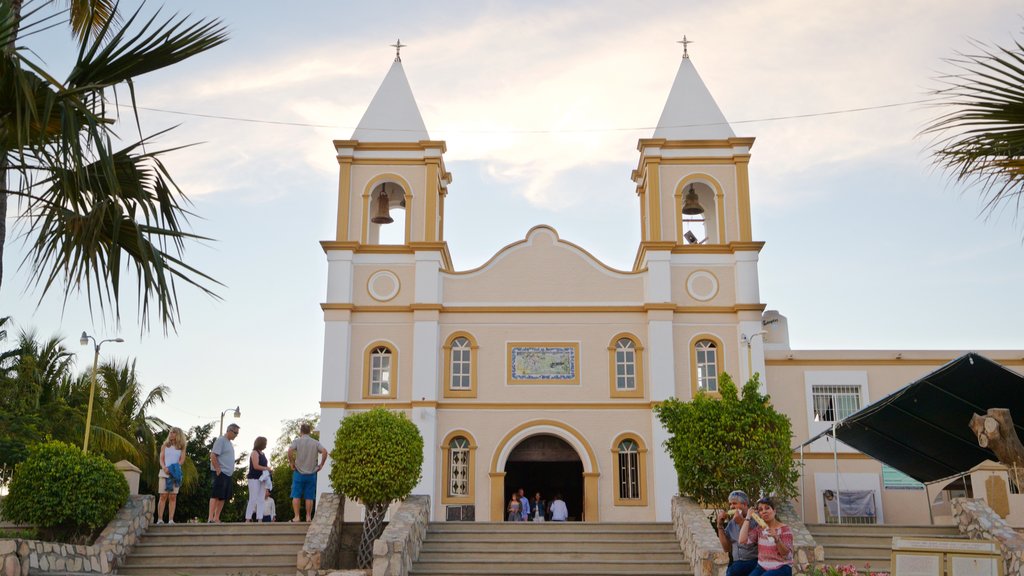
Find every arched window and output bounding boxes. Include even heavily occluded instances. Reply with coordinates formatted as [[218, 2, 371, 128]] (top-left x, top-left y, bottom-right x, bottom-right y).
[[612, 435, 647, 505], [695, 339, 719, 394], [443, 333, 477, 398], [441, 431, 476, 504], [364, 344, 397, 398], [608, 334, 644, 398], [448, 437, 470, 497]]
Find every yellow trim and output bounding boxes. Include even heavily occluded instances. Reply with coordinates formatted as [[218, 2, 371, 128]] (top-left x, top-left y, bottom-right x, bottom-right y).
[[445, 225, 642, 276], [443, 332, 478, 398], [320, 303, 766, 314], [638, 189, 648, 243], [489, 419, 600, 522], [767, 358, 950, 366], [735, 156, 752, 242], [362, 341, 398, 399], [320, 401, 655, 410], [795, 453, 872, 460], [440, 430, 477, 505], [425, 160, 439, 242], [674, 174, 727, 244], [647, 159, 661, 241], [632, 241, 765, 271], [336, 159, 352, 241], [611, 434, 649, 506], [507, 342, 581, 385], [637, 137, 756, 150], [333, 139, 448, 154], [690, 334, 724, 397], [608, 333, 645, 399], [360, 174, 413, 245]]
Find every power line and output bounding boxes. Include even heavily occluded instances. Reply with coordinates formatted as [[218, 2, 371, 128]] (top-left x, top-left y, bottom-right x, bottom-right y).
[[127, 96, 942, 135]]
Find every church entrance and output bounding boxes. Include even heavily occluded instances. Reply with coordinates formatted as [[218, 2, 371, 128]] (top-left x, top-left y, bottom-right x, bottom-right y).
[[503, 435, 584, 521]]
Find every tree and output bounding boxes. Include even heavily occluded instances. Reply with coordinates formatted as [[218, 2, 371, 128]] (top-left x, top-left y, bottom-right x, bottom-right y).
[[923, 32, 1024, 225], [654, 372, 799, 509], [0, 0, 227, 331], [330, 408, 423, 569]]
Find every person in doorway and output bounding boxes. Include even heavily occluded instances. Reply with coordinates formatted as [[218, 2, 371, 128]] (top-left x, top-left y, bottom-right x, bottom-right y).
[[208, 423, 239, 523], [507, 491, 521, 521], [518, 488, 530, 521], [716, 490, 758, 576], [245, 436, 272, 522], [738, 497, 794, 576], [288, 423, 328, 522], [531, 491, 546, 522], [156, 427, 186, 524], [262, 489, 277, 522], [549, 493, 568, 521]]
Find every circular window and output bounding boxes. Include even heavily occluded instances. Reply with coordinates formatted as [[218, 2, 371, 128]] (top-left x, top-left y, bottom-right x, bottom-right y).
[[686, 270, 719, 302], [368, 270, 400, 302]]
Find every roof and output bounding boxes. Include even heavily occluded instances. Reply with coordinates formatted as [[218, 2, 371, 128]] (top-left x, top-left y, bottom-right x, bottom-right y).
[[352, 60, 430, 142], [653, 57, 735, 140], [804, 353, 1024, 484]]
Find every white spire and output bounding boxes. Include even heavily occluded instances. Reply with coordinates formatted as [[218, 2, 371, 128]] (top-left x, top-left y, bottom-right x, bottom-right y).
[[653, 56, 734, 140], [352, 59, 429, 142]]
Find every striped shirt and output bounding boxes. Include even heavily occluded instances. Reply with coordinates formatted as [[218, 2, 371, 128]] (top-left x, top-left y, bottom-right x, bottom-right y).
[[746, 524, 793, 570]]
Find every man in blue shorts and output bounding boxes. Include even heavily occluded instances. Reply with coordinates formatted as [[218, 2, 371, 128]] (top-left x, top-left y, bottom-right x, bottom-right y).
[[288, 423, 328, 522]]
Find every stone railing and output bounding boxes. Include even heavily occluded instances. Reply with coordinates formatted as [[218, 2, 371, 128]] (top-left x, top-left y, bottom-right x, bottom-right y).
[[297, 492, 347, 575], [671, 496, 728, 576], [775, 501, 824, 571], [0, 495, 152, 575], [371, 495, 430, 576], [953, 497, 1024, 575]]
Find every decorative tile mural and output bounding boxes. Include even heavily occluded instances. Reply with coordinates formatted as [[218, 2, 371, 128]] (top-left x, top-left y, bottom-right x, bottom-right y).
[[508, 343, 579, 384]]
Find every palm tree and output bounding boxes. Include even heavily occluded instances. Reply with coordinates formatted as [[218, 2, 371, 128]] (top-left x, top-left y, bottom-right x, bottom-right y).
[[923, 34, 1024, 222], [0, 0, 227, 332]]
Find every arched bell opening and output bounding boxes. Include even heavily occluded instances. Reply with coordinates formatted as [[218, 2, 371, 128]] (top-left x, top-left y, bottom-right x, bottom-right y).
[[679, 181, 719, 245], [367, 181, 408, 245]]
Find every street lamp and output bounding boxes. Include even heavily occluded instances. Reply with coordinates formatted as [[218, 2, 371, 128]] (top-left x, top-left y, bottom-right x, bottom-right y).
[[80, 332, 124, 452], [220, 406, 241, 436]]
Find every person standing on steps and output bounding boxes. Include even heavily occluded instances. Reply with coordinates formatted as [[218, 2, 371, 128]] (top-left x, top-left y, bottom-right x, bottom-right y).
[[245, 436, 272, 522], [288, 422, 328, 522], [208, 423, 239, 523], [531, 491, 546, 522], [717, 490, 758, 576], [157, 427, 186, 524], [518, 488, 530, 521], [549, 493, 568, 521]]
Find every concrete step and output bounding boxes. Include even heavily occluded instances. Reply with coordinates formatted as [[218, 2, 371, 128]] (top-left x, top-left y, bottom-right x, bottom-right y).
[[805, 523, 960, 536], [418, 550, 687, 562], [429, 521, 671, 532], [121, 553, 297, 567], [411, 559, 690, 573], [129, 543, 302, 556], [421, 540, 680, 552], [117, 565, 295, 576], [807, 523, 967, 574]]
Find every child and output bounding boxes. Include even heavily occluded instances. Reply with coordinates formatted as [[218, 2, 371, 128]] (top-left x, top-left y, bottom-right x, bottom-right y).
[[263, 489, 277, 522]]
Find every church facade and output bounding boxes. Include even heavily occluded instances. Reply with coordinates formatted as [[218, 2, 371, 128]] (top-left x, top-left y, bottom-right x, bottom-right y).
[[315, 52, 1024, 525]]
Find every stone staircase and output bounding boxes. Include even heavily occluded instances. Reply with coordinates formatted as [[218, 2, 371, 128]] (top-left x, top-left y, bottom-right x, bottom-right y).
[[409, 522, 692, 575], [807, 523, 965, 573], [117, 522, 308, 575]]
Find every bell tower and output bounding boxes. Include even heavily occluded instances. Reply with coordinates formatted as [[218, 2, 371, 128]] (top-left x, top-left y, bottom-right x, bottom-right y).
[[330, 51, 452, 253]]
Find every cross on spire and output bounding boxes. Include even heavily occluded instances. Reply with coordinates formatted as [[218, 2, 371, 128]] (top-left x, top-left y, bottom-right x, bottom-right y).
[[390, 38, 406, 62], [677, 35, 693, 59]]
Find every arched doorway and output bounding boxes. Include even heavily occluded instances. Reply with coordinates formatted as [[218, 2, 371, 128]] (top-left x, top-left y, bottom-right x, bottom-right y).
[[503, 435, 584, 521]]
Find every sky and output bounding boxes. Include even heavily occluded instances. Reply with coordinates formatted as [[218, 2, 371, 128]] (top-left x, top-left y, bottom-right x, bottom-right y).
[[4, 0, 1024, 457]]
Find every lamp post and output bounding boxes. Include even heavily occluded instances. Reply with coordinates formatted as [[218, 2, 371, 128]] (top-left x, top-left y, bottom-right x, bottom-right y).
[[220, 406, 241, 436], [80, 332, 124, 452], [741, 330, 767, 382]]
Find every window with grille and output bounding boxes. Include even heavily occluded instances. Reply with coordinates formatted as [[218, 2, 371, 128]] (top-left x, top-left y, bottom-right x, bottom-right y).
[[617, 439, 640, 500], [448, 437, 470, 497], [450, 337, 471, 390], [370, 346, 392, 396], [615, 338, 637, 391], [812, 385, 861, 422], [695, 340, 718, 392]]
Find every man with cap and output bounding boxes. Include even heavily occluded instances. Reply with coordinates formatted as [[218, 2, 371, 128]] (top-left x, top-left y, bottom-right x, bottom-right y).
[[208, 423, 239, 523], [717, 490, 759, 576]]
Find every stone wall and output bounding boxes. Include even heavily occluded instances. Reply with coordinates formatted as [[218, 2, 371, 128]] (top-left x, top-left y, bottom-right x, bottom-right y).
[[298, 493, 347, 574], [953, 497, 1024, 576], [775, 501, 824, 571], [371, 495, 430, 576], [671, 496, 728, 576], [0, 495, 153, 576]]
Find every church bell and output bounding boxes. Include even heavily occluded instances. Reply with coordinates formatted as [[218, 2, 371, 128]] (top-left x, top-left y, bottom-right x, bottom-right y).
[[371, 187, 394, 224], [681, 184, 705, 215]]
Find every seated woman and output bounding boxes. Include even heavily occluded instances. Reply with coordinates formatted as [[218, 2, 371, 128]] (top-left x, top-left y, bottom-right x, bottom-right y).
[[737, 497, 793, 576]]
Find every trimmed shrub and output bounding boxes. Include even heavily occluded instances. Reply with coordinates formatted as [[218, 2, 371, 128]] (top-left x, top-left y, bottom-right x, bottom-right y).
[[0, 441, 129, 542]]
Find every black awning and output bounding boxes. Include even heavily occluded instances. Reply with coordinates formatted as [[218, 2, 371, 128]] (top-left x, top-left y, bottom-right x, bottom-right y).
[[802, 353, 1024, 484]]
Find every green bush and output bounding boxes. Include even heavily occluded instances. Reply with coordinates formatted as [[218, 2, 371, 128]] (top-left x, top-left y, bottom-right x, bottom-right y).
[[330, 408, 423, 505], [0, 441, 129, 542], [654, 372, 799, 508]]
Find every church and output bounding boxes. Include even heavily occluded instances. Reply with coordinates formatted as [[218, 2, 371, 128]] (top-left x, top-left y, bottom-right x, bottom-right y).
[[314, 48, 1024, 526]]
